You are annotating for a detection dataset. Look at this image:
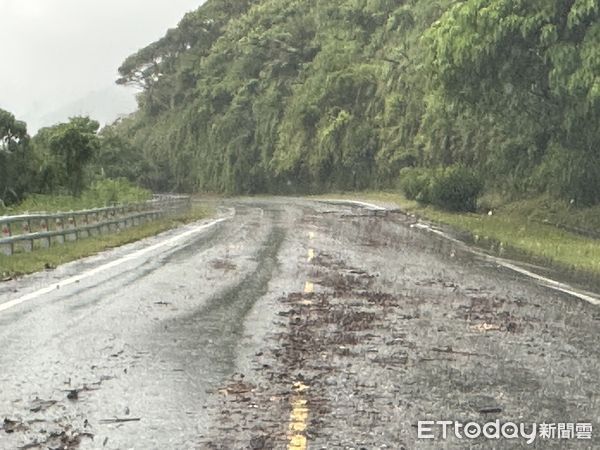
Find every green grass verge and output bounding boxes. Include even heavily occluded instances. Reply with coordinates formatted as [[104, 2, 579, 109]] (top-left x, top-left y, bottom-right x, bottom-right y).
[[0, 205, 212, 280], [0, 179, 151, 215], [313, 191, 600, 276]]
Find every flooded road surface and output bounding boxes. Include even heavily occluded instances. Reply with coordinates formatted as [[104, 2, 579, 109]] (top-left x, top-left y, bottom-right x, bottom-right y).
[[0, 199, 599, 449]]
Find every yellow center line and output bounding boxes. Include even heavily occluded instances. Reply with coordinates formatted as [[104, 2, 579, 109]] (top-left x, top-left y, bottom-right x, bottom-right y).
[[288, 234, 314, 449], [288, 382, 309, 450], [304, 281, 314, 293]]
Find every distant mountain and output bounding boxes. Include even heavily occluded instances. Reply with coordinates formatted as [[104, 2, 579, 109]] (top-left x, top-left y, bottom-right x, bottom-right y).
[[26, 85, 138, 134]]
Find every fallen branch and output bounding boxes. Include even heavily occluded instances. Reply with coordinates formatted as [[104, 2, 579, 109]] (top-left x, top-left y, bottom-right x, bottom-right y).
[[99, 417, 141, 424], [431, 346, 491, 358]]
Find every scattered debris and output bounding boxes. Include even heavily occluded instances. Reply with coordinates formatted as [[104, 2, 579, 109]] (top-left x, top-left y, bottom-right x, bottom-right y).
[[506, 322, 518, 333], [478, 406, 503, 414], [65, 385, 99, 401], [2, 418, 28, 434], [431, 346, 489, 358], [211, 259, 237, 271], [99, 417, 141, 424], [218, 380, 255, 396], [470, 322, 502, 332], [29, 398, 57, 413], [249, 434, 274, 449]]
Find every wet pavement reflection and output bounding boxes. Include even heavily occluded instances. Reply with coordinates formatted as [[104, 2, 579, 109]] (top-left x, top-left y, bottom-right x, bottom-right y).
[[0, 199, 598, 449]]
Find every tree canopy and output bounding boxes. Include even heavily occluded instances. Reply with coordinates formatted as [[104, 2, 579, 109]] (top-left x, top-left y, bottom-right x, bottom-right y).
[[0, 108, 31, 205], [47, 117, 100, 196], [13, 0, 599, 205], [424, 0, 600, 204]]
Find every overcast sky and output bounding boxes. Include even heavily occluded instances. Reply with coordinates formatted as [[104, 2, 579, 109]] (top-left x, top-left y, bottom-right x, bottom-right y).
[[0, 0, 204, 130]]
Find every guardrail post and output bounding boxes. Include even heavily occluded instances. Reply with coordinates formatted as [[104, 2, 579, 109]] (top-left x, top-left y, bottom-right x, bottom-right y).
[[1, 222, 13, 256], [108, 207, 118, 232], [21, 220, 33, 252], [66, 215, 77, 242], [78, 214, 89, 239], [40, 218, 51, 249], [118, 207, 126, 230], [101, 211, 109, 234], [125, 208, 132, 228], [55, 218, 65, 245], [90, 212, 99, 236]]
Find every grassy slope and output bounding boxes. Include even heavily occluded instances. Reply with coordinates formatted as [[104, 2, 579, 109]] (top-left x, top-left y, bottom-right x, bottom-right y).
[[315, 192, 600, 276], [0, 205, 212, 279]]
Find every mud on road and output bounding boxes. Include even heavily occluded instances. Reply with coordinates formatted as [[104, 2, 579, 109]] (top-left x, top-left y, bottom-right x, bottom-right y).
[[1, 199, 599, 449], [203, 202, 600, 449]]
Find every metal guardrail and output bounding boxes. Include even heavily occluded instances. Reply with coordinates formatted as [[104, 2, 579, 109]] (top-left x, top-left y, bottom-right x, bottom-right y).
[[0, 195, 191, 256]]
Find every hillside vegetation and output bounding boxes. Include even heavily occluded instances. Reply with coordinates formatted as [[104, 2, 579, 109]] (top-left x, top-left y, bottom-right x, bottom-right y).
[[106, 0, 599, 206], [0, 109, 150, 211], [2, 0, 598, 211]]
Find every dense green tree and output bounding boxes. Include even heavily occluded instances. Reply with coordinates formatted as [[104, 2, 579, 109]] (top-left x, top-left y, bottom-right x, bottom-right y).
[[0, 108, 31, 205], [94, 126, 143, 181], [423, 0, 600, 203], [48, 117, 100, 196], [103, 0, 600, 205]]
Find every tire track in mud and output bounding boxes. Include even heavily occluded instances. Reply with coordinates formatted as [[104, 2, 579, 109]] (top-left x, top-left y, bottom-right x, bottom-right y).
[[164, 224, 287, 379]]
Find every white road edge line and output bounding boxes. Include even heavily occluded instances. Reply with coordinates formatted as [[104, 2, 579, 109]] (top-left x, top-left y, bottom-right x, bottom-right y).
[[412, 222, 600, 307], [317, 199, 387, 211], [318, 198, 600, 306], [0, 214, 232, 314]]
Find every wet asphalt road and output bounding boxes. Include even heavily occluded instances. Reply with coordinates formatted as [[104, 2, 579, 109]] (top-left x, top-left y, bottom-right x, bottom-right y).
[[0, 198, 599, 449]]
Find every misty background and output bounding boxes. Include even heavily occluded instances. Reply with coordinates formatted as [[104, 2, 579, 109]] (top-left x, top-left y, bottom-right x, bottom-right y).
[[0, 0, 203, 134]]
